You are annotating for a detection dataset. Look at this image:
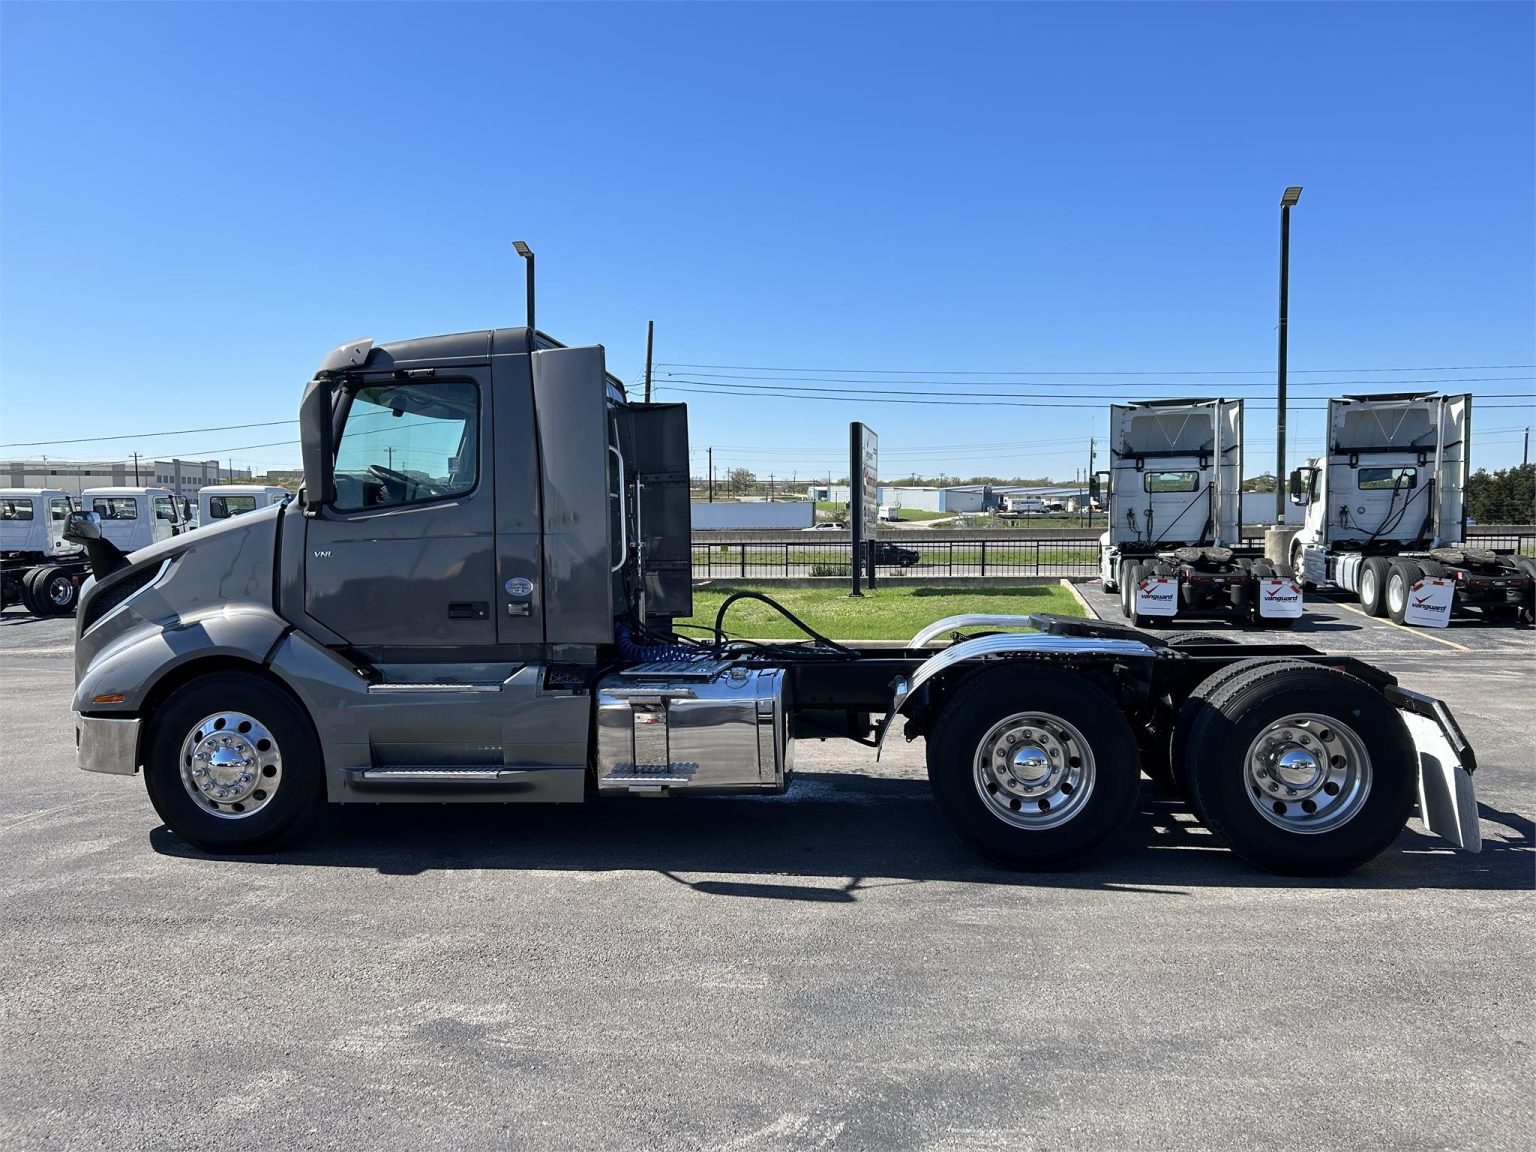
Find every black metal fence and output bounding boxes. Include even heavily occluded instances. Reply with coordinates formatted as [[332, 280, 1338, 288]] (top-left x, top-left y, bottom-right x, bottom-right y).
[[690, 531, 1535, 581]]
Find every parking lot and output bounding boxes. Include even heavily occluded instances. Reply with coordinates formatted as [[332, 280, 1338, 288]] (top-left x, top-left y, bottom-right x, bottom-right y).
[[2, 605, 1532, 1151]]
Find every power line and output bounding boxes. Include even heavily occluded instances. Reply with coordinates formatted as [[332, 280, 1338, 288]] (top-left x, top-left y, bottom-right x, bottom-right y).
[[666, 370, 1534, 390], [657, 361, 1534, 376], [0, 419, 297, 449]]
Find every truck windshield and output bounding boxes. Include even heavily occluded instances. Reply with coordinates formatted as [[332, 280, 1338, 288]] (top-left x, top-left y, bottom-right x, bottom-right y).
[[92, 498, 138, 520], [1144, 471, 1200, 493], [1358, 467, 1417, 490], [209, 495, 257, 519], [332, 379, 478, 511]]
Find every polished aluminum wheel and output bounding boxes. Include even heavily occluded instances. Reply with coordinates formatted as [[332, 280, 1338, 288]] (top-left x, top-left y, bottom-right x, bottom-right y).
[[972, 711, 1096, 830], [178, 711, 283, 819], [43, 573, 75, 608], [1243, 712, 1371, 834]]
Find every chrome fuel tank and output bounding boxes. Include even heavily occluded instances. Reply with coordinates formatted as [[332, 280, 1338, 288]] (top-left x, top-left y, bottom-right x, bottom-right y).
[[595, 663, 791, 793]]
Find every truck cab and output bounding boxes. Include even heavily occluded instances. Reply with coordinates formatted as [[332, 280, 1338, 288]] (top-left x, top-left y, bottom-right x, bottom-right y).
[[1289, 393, 1532, 625], [1, 489, 82, 561], [198, 485, 290, 524], [81, 487, 196, 553], [1095, 399, 1298, 628]]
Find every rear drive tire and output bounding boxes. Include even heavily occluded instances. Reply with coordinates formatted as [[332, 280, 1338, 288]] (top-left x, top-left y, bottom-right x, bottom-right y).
[[1386, 560, 1425, 625], [32, 566, 78, 616], [144, 672, 324, 853], [926, 667, 1141, 869], [1118, 560, 1135, 618], [19, 569, 46, 616], [1171, 658, 1315, 812], [1183, 662, 1416, 875], [1358, 556, 1391, 617]]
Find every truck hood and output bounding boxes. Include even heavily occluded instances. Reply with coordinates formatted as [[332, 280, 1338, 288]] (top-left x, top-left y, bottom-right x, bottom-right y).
[[75, 504, 284, 682]]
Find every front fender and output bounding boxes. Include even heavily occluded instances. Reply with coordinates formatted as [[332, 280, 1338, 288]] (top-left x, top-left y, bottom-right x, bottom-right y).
[[73, 606, 289, 715]]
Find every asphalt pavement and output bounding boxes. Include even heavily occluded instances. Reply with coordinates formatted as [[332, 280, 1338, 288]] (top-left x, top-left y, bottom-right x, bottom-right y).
[[1, 603, 1532, 1151]]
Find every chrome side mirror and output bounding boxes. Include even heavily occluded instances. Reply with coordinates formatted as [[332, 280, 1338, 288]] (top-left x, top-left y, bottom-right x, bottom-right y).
[[64, 510, 102, 542]]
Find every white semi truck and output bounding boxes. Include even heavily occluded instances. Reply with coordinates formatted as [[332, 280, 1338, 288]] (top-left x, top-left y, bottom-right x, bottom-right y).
[[0, 489, 90, 615], [62, 318, 1481, 877], [1096, 399, 1302, 629], [1288, 393, 1534, 626]]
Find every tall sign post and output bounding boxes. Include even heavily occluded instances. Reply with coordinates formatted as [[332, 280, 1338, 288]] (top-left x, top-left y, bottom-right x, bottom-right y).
[[849, 422, 878, 597]]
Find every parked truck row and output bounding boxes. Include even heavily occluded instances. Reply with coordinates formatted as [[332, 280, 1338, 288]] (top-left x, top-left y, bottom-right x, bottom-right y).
[[63, 322, 1481, 878], [1, 485, 288, 615]]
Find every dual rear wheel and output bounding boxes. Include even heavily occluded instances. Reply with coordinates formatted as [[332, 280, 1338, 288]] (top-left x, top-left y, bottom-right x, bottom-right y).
[[926, 661, 1416, 874]]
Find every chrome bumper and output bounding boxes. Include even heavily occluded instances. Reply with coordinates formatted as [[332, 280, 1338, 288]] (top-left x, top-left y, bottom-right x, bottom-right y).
[[75, 714, 142, 775]]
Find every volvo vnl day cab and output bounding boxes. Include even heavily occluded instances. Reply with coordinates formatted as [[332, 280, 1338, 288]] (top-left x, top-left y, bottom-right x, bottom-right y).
[[66, 324, 1480, 876], [1288, 393, 1534, 627], [0, 489, 90, 615], [1095, 399, 1302, 629], [198, 485, 290, 525]]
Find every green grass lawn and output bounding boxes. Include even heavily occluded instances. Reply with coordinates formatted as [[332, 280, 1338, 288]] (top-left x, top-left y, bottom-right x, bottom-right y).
[[892, 507, 951, 521], [679, 583, 1083, 641]]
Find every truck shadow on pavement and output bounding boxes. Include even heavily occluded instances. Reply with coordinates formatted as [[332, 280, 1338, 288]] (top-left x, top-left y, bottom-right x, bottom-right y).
[[148, 772, 1535, 897]]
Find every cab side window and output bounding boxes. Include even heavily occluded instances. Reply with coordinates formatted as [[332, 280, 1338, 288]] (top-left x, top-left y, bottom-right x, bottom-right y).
[[332, 379, 479, 512], [2, 499, 35, 521], [93, 498, 138, 520], [50, 498, 72, 521]]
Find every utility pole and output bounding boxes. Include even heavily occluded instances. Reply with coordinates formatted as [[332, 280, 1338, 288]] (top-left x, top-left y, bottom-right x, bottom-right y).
[[708, 447, 714, 502], [643, 320, 654, 404], [769, 473, 775, 500], [131, 452, 141, 485], [1525, 427, 1530, 467], [1276, 185, 1303, 524], [387, 446, 395, 470]]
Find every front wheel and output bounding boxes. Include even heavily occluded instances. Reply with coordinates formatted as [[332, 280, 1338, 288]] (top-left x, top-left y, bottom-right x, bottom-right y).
[[926, 667, 1141, 868], [144, 672, 324, 853]]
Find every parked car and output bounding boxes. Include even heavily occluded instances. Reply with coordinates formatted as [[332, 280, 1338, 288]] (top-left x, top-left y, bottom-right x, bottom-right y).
[[801, 521, 847, 531]]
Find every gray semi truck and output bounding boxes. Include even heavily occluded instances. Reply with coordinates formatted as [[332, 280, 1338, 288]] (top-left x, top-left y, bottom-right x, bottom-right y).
[[66, 325, 1481, 875]]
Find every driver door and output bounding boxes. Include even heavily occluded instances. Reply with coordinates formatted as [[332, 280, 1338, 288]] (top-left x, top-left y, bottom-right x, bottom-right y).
[[304, 369, 497, 652]]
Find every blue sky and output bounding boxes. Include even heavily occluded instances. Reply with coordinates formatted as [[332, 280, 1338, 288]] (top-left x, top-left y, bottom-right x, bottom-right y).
[[2, 1, 1532, 483]]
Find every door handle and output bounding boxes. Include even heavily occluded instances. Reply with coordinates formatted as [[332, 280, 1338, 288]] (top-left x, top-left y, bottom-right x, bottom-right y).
[[448, 602, 489, 620]]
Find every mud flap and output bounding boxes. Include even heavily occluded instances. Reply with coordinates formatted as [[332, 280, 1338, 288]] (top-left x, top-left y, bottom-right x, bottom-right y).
[[1404, 577, 1455, 628], [1256, 578, 1303, 619], [1133, 575, 1179, 618], [1400, 711, 1481, 851]]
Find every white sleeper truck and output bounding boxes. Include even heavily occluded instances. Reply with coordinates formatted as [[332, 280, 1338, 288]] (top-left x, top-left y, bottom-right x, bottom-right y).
[[63, 317, 1481, 877], [1289, 392, 1534, 627], [0, 489, 90, 615], [1096, 399, 1302, 629]]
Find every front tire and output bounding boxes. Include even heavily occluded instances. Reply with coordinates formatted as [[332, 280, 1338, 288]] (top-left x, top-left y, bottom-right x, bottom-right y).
[[1183, 662, 1416, 875], [144, 672, 323, 853], [926, 667, 1141, 868]]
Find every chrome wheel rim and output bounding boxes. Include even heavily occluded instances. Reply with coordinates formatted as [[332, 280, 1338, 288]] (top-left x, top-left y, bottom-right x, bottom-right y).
[[1360, 567, 1378, 605], [973, 711, 1095, 830], [46, 575, 74, 607], [1386, 572, 1407, 615], [1243, 712, 1371, 834], [178, 712, 282, 819]]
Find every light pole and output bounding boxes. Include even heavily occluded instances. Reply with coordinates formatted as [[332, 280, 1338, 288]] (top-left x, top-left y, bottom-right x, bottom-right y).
[[1275, 185, 1302, 524], [512, 241, 535, 333]]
